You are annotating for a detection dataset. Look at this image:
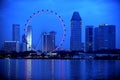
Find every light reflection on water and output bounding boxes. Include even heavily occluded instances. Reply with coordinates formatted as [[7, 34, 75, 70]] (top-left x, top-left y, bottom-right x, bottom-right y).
[[0, 59, 120, 80], [25, 60, 31, 80]]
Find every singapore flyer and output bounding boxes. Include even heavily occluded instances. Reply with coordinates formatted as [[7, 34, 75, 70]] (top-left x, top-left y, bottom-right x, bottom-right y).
[[24, 9, 66, 53]]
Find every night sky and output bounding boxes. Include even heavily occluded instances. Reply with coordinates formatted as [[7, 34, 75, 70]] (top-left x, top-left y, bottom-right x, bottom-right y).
[[0, 0, 120, 50]]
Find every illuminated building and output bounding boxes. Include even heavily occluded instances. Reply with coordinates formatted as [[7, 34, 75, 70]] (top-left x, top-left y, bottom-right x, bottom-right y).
[[4, 41, 19, 52], [42, 31, 56, 52], [98, 24, 116, 50], [85, 26, 93, 52], [12, 24, 20, 41], [70, 11, 82, 51], [27, 26, 32, 51]]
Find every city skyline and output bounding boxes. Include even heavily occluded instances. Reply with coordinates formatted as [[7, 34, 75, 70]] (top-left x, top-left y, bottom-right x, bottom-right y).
[[0, 0, 120, 50], [1, 1, 120, 80], [2, 22, 116, 52]]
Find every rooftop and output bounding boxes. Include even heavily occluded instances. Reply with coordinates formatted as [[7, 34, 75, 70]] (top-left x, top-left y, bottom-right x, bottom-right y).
[[71, 11, 81, 21]]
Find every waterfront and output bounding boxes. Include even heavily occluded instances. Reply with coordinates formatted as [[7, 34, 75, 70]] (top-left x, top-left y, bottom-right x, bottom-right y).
[[0, 59, 120, 80]]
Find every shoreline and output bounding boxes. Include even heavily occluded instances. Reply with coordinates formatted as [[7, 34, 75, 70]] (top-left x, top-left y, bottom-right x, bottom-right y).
[[1, 56, 120, 60]]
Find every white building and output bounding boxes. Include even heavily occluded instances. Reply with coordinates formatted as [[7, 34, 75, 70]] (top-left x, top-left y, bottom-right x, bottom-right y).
[[27, 26, 32, 51]]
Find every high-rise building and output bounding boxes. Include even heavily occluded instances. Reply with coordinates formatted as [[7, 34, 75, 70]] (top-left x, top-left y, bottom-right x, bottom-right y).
[[12, 24, 20, 41], [4, 41, 19, 52], [70, 12, 82, 51], [49, 31, 56, 51], [42, 31, 56, 52], [98, 24, 116, 50], [27, 26, 32, 51], [22, 34, 27, 52], [94, 27, 100, 51], [42, 32, 49, 52], [85, 26, 93, 52]]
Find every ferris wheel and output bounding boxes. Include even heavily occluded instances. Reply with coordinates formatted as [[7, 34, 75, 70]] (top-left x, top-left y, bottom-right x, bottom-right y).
[[24, 9, 66, 53]]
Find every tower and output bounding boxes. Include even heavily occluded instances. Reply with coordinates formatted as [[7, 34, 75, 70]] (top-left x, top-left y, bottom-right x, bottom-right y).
[[27, 26, 32, 51], [70, 12, 82, 51], [99, 24, 116, 50], [94, 27, 100, 51], [12, 24, 20, 52], [12, 24, 20, 41], [42, 31, 56, 53], [21, 34, 27, 52], [85, 26, 93, 52], [49, 31, 56, 51]]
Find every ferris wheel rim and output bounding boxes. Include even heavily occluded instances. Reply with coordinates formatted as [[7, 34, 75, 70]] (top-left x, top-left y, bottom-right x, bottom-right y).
[[25, 9, 66, 52]]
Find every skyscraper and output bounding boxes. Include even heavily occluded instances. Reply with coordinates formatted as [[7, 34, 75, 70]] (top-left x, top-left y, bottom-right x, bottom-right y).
[[12, 24, 20, 41], [98, 24, 116, 50], [94, 27, 100, 51], [85, 26, 93, 52], [27, 26, 32, 51], [42, 31, 56, 52], [70, 12, 82, 51], [49, 31, 56, 51]]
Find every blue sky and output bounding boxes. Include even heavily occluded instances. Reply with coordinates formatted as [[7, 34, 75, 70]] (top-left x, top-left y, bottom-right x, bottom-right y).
[[0, 0, 120, 50]]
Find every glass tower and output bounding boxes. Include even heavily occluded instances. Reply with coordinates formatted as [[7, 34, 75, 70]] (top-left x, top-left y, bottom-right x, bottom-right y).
[[70, 12, 82, 51], [85, 26, 93, 52], [27, 26, 32, 51], [42, 31, 56, 52], [94, 27, 100, 51], [99, 24, 116, 50], [12, 24, 20, 41]]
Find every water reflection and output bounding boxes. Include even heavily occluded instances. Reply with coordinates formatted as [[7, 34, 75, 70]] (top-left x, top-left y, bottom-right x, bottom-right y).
[[25, 59, 31, 80], [7, 59, 10, 80], [0, 59, 120, 80], [70, 60, 81, 80], [52, 60, 54, 80]]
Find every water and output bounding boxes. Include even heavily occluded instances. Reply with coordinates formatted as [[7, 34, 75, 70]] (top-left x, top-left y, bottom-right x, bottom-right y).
[[0, 59, 120, 80]]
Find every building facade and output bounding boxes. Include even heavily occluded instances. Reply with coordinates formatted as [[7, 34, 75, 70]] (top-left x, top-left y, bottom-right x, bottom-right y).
[[12, 24, 20, 41], [94, 24, 116, 51], [70, 12, 82, 51], [94, 27, 100, 51], [4, 41, 19, 52], [21, 34, 27, 52], [98, 24, 116, 50], [27, 26, 32, 51], [85, 26, 93, 52], [42, 31, 56, 52]]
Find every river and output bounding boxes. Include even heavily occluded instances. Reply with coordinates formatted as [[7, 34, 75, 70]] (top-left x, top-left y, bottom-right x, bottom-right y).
[[0, 59, 120, 80]]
